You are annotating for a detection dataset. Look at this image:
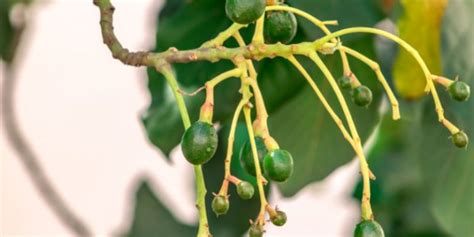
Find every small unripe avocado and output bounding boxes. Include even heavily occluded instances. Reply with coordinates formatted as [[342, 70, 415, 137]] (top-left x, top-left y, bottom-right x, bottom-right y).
[[351, 86, 373, 107], [225, 0, 266, 24], [449, 81, 470, 102], [270, 210, 287, 226], [452, 131, 469, 148], [181, 121, 218, 165], [263, 9, 298, 44], [211, 195, 229, 216], [354, 220, 385, 237], [237, 181, 255, 200], [263, 149, 294, 182]]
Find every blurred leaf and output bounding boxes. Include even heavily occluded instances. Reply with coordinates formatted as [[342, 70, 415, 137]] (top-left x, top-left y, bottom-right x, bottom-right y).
[[126, 180, 196, 237], [429, 0, 474, 235], [354, 1, 473, 235], [392, 0, 447, 100]]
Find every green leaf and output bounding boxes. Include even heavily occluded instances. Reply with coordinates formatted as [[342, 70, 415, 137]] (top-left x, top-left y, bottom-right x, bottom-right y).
[[125, 180, 196, 237]]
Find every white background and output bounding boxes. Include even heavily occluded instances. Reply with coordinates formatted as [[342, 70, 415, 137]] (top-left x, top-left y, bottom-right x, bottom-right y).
[[0, 0, 361, 236]]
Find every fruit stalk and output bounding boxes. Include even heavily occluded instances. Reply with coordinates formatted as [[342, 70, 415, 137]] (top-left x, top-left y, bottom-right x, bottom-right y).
[[243, 106, 269, 225], [158, 65, 211, 236], [224, 100, 246, 178]]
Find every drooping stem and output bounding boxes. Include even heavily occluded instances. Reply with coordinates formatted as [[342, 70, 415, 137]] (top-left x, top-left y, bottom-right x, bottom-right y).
[[286, 56, 356, 150], [224, 100, 247, 178], [158, 65, 211, 237], [315, 27, 460, 134], [308, 52, 373, 220], [243, 105, 269, 225]]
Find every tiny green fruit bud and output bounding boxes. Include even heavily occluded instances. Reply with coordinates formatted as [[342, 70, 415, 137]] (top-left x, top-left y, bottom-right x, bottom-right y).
[[237, 181, 255, 200], [181, 121, 218, 165], [270, 210, 287, 226], [211, 195, 229, 216], [452, 131, 469, 148], [338, 75, 352, 90], [263, 149, 294, 182], [225, 0, 266, 24], [449, 81, 470, 102], [352, 85, 373, 107], [248, 224, 264, 237], [354, 220, 385, 237], [263, 8, 298, 44]]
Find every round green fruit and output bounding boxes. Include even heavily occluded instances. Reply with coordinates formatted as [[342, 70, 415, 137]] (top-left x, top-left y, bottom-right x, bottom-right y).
[[181, 121, 218, 165], [211, 195, 229, 216], [270, 210, 287, 226], [248, 224, 264, 237], [263, 149, 294, 182], [225, 0, 266, 24], [338, 75, 352, 90], [240, 136, 268, 176], [354, 220, 385, 237], [352, 85, 373, 107], [452, 131, 469, 148], [449, 81, 470, 102], [263, 9, 298, 44], [237, 181, 255, 200]]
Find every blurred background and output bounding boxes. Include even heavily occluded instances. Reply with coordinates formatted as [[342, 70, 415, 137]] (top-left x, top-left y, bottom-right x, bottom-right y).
[[1, 0, 473, 236]]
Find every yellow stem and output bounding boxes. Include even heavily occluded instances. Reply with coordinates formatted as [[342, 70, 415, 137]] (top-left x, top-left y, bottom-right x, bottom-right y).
[[159, 65, 211, 236], [243, 106, 268, 225], [252, 15, 265, 44], [286, 56, 357, 151], [308, 52, 373, 220], [234, 32, 271, 140], [224, 100, 247, 178], [342, 46, 400, 120]]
